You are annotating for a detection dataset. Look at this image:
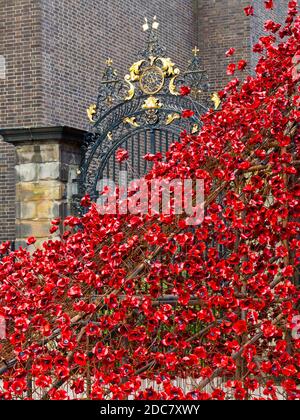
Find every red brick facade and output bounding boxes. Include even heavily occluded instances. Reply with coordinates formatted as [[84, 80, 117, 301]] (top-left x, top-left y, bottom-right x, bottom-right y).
[[0, 0, 288, 242]]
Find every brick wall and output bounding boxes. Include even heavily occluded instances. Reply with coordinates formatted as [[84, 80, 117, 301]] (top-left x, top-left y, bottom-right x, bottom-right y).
[[194, 0, 251, 92], [0, 0, 43, 128], [250, 0, 288, 69], [194, 0, 288, 91]]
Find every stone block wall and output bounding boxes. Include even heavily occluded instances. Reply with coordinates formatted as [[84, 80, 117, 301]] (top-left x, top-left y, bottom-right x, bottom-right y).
[[2, 127, 84, 247], [15, 143, 64, 245]]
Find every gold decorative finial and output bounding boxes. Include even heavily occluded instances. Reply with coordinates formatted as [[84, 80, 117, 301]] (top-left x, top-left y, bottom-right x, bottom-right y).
[[143, 17, 149, 32], [106, 58, 113, 66], [152, 16, 159, 30], [143, 16, 159, 32], [192, 46, 200, 57]]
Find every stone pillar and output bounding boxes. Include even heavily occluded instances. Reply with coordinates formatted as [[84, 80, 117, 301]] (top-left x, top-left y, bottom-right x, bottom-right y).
[[1, 127, 86, 248]]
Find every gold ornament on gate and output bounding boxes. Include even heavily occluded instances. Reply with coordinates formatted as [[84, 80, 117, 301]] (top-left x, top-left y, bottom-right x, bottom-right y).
[[123, 117, 140, 128], [139, 65, 165, 95], [165, 113, 181, 125], [142, 96, 162, 110], [211, 92, 221, 110]]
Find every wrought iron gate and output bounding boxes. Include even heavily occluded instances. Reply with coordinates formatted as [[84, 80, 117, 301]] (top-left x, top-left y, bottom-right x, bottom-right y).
[[74, 17, 214, 211]]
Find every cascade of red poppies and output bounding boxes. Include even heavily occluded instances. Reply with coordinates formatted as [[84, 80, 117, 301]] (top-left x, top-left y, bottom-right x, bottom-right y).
[[0, 2, 299, 400]]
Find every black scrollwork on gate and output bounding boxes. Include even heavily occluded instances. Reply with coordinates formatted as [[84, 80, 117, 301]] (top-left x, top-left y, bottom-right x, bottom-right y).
[[73, 17, 215, 213]]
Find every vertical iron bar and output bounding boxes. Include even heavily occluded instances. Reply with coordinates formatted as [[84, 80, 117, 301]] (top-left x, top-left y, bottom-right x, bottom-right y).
[[131, 135, 134, 180], [125, 140, 128, 174], [160, 130, 162, 153], [150, 129, 155, 154], [138, 133, 141, 177], [144, 130, 147, 174], [172, 133, 175, 147], [113, 153, 116, 183]]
